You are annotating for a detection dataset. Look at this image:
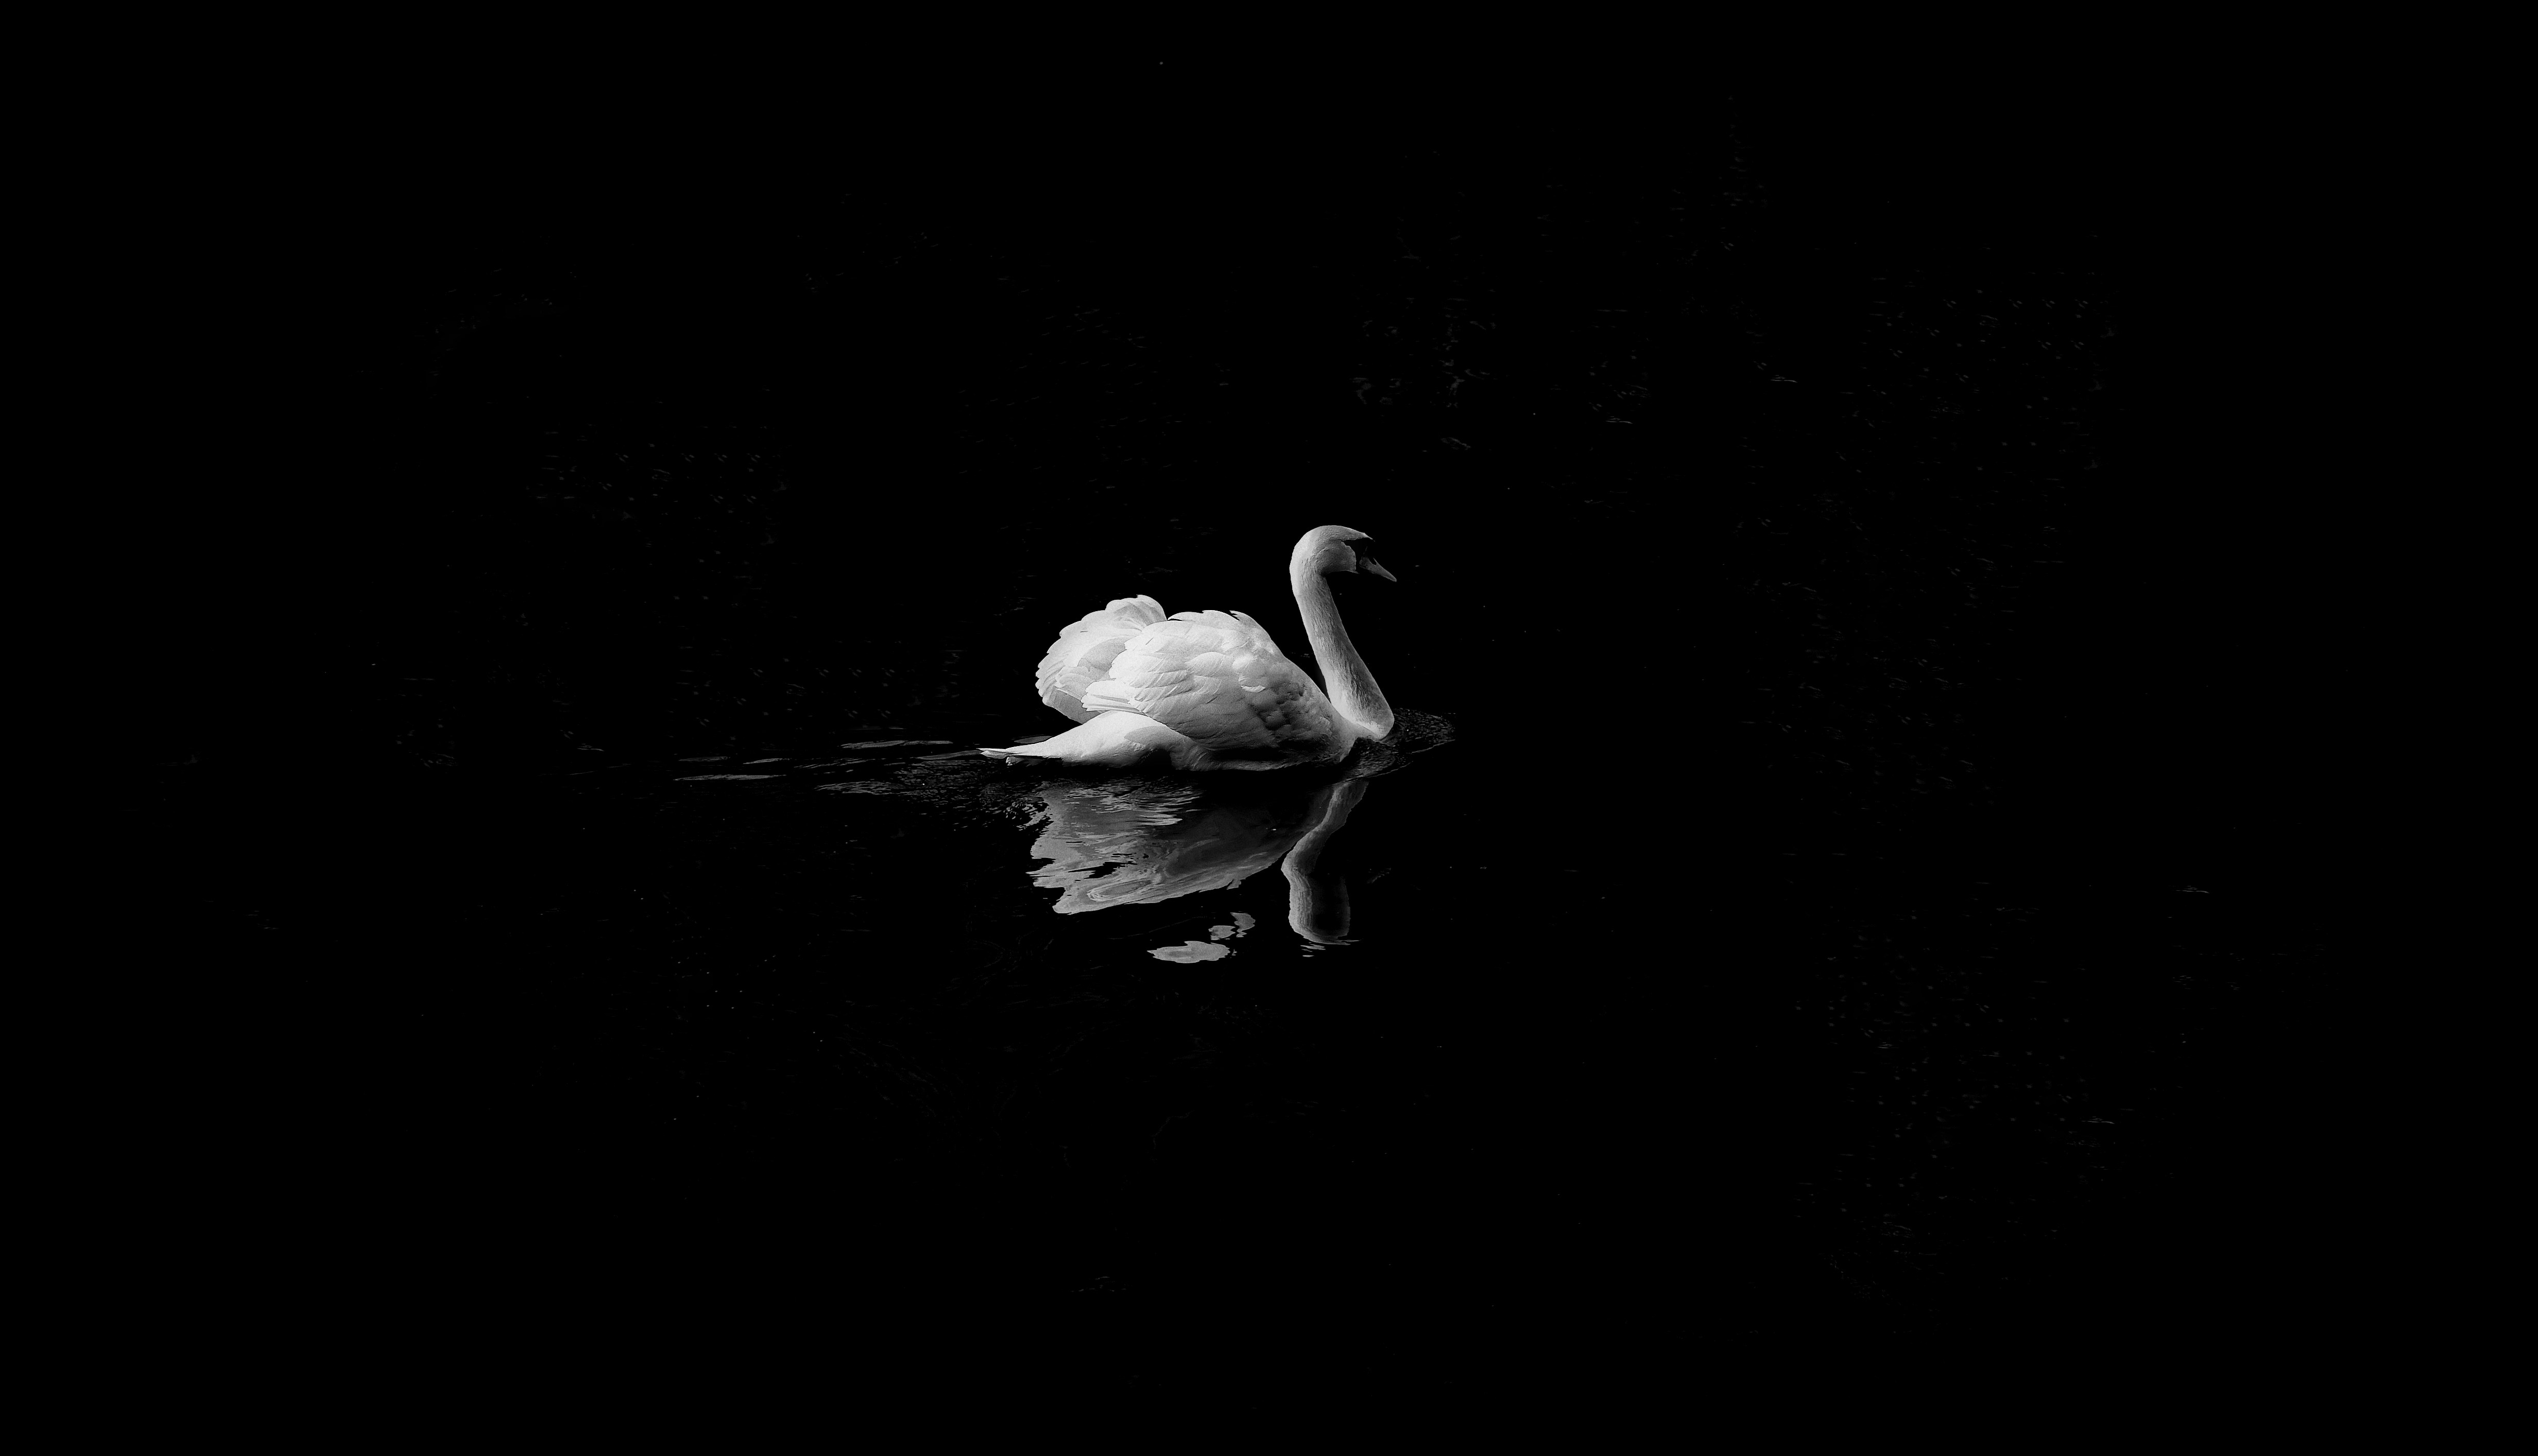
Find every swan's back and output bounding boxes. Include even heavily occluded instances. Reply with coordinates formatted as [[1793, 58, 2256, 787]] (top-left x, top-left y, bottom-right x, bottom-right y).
[[1079, 610, 1348, 759]]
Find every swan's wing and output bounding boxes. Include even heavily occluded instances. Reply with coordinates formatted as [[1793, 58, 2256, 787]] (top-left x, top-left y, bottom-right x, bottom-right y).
[[1078, 610, 1345, 753], [1035, 595, 1167, 723]]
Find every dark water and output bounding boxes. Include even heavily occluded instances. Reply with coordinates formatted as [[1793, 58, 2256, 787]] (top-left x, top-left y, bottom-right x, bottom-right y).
[[108, 89, 2333, 1403]]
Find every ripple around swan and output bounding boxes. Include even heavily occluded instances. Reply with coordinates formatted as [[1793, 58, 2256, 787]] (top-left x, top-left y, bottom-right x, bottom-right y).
[[609, 723, 1431, 950]]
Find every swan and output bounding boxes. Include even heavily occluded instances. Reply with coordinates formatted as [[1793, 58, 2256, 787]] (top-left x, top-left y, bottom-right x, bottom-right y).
[[981, 525, 1396, 771]]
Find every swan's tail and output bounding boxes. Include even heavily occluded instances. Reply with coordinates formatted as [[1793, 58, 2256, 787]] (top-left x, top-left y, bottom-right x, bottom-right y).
[[981, 711, 1196, 767]]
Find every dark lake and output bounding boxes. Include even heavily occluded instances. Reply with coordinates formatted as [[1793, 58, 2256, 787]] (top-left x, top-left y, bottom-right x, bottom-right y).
[[108, 89, 2332, 1406]]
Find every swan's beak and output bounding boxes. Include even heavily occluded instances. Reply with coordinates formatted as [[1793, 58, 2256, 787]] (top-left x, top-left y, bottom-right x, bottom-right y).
[[1359, 554, 1398, 583]]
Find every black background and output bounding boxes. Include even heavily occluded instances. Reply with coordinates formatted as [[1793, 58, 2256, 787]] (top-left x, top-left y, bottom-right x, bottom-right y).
[[103, 73, 2335, 1403]]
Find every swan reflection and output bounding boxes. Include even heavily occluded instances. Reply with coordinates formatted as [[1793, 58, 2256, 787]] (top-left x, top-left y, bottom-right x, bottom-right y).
[[1021, 774, 1374, 944]]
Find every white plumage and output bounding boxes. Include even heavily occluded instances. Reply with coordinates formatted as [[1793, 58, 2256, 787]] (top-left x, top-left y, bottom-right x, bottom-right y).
[[1033, 594, 1165, 720], [983, 525, 1397, 771]]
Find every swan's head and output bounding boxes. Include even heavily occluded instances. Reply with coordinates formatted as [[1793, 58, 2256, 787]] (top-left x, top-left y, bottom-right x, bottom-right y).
[[1290, 525, 1397, 582]]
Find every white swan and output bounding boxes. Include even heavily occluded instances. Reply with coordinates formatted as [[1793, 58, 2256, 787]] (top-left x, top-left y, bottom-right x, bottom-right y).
[[981, 525, 1396, 771]]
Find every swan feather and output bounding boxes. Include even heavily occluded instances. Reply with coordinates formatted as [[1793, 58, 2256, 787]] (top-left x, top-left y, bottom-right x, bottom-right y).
[[1034, 594, 1166, 724]]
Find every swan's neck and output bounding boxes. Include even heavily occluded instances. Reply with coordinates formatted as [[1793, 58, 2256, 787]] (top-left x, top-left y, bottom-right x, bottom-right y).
[[1291, 566, 1395, 741]]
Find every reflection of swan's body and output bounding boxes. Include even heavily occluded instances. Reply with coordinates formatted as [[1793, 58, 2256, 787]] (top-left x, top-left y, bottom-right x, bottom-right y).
[[1022, 775, 1374, 942], [1025, 780, 1309, 913], [982, 526, 1395, 771]]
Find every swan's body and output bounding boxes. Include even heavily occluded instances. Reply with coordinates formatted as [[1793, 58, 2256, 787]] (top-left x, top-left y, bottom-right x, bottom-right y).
[[982, 525, 1396, 771]]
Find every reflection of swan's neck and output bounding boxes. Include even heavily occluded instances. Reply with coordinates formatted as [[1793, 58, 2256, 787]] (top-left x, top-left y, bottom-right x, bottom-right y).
[[1283, 777, 1368, 944], [1291, 566, 1395, 741]]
